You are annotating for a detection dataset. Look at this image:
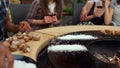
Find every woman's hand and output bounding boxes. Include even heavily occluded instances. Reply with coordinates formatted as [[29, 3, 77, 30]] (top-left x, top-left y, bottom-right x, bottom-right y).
[[18, 21, 32, 32], [80, 7, 87, 21], [104, 0, 111, 8], [52, 16, 58, 24], [44, 16, 53, 23], [0, 42, 14, 68]]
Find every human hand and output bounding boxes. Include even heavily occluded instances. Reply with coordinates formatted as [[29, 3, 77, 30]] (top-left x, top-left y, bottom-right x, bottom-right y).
[[104, 0, 111, 8], [80, 8, 87, 21], [0, 42, 14, 68], [18, 21, 32, 32], [44, 16, 53, 24], [52, 16, 58, 24]]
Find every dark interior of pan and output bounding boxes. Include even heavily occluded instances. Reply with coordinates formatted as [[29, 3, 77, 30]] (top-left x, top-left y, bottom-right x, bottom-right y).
[[36, 31, 120, 68], [87, 39, 120, 68]]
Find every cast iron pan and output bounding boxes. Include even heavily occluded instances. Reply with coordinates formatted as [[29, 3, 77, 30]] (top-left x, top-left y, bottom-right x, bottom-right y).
[[87, 39, 120, 68], [36, 31, 120, 68]]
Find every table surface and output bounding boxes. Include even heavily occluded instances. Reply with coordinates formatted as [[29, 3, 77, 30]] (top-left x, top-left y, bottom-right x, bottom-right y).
[[12, 25, 120, 61]]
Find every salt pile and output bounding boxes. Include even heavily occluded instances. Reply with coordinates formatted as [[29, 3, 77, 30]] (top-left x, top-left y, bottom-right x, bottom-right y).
[[58, 34, 98, 40], [13, 60, 36, 68], [47, 44, 88, 52]]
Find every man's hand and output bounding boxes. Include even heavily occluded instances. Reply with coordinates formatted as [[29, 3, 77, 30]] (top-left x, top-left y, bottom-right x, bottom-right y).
[[0, 42, 14, 68], [18, 21, 32, 32]]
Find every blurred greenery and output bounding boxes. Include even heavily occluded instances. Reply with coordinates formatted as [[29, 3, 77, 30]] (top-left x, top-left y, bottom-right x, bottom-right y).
[[63, 7, 73, 15], [63, 0, 86, 15]]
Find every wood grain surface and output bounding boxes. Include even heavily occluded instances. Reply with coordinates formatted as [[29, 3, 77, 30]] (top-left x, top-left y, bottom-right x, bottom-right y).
[[12, 25, 120, 61]]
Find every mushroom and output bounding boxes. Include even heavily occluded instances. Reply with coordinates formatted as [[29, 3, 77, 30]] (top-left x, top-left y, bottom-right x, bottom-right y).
[[23, 36, 30, 42], [12, 36, 18, 41], [19, 44, 30, 53], [27, 33, 33, 40], [5, 37, 13, 43], [19, 43, 26, 50], [22, 46, 30, 53], [16, 32, 22, 36], [115, 31, 120, 36], [11, 41, 20, 46], [17, 35, 23, 39], [100, 30, 107, 35], [110, 30, 115, 36], [22, 32, 27, 36], [18, 39, 25, 44], [32, 35, 40, 41], [105, 30, 112, 35], [9, 45, 18, 51]]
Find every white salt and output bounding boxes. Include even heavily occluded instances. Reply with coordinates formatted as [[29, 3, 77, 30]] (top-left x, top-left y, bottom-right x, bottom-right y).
[[48, 44, 88, 52], [58, 34, 98, 40]]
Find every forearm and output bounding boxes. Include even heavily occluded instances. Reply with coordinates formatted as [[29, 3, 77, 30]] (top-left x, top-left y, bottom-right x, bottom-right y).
[[5, 22, 18, 32], [104, 7, 112, 25], [5, 15, 18, 32], [82, 15, 94, 22], [27, 19, 45, 25]]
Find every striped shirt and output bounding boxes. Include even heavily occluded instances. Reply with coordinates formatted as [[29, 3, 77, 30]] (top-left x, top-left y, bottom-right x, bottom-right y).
[[26, 0, 63, 30], [0, 0, 9, 41]]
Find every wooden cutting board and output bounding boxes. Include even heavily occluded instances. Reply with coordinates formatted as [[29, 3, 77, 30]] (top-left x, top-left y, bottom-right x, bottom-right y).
[[35, 25, 120, 37], [12, 25, 120, 61], [12, 32, 55, 61]]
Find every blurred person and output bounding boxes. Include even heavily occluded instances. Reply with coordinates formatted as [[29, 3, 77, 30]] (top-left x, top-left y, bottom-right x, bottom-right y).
[[112, 0, 120, 26], [0, 0, 31, 68], [20, 0, 63, 30], [80, 0, 101, 22], [80, 0, 114, 25]]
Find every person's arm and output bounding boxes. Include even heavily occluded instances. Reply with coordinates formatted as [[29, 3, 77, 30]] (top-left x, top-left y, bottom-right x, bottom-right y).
[[0, 42, 14, 68], [4, 15, 18, 32], [26, 0, 46, 25], [5, 14, 32, 32], [104, 0, 114, 25], [104, 7, 114, 25], [27, 19, 45, 25], [80, 1, 94, 22]]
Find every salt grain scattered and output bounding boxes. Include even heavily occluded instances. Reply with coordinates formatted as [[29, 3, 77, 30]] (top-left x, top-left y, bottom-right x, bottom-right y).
[[48, 44, 88, 52], [58, 34, 98, 40]]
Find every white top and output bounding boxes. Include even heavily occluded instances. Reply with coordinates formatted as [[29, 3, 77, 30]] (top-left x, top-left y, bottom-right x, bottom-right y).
[[112, 5, 120, 26], [88, 0, 100, 2], [47, 44, 88, 52], [48, 2, 56, 14]]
